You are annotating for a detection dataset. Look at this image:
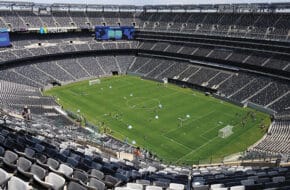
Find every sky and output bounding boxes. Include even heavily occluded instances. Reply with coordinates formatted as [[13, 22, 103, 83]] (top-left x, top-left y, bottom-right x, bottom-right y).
[[1, 0, 289, 5]]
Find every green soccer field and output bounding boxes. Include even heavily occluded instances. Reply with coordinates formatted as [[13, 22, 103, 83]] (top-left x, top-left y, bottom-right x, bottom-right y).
[[44, 75, 270, 165]]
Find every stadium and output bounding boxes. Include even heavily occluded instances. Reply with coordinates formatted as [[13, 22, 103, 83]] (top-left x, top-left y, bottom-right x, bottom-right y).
[[0, 0, 289, 189]]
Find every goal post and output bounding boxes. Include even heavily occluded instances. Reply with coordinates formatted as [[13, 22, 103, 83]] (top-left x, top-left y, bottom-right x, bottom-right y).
[[89, 79, 101, 86], [219, 125, 234, 138]]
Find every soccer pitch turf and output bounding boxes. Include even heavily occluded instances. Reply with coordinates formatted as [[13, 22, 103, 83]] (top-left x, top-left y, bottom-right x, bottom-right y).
[[45, 76, 270, 165]]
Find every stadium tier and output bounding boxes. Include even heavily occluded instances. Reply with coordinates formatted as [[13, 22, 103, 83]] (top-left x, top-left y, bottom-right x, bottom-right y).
[[0, 2, 290, 190]]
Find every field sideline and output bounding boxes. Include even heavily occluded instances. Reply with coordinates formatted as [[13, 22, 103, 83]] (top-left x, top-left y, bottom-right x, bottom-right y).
[[45, 76, 270, 165]]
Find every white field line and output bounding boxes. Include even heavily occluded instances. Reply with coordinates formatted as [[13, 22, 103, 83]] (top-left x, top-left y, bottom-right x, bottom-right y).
[[175, 136, 219, 163]]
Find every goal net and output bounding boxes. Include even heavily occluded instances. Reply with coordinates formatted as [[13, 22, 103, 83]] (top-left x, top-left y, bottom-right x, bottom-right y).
[[219, 125, 234, 138], [89, 79, 101, 86]]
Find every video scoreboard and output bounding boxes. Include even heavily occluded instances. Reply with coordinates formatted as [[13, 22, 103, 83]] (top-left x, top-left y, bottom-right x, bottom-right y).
[[95, 26, 134, 40], [0, 29, 11, 47]]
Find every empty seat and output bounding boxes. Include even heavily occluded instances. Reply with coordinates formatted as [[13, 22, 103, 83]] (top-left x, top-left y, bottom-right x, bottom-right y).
[[0, 135, 5, 144], [67, 181, 87, 190], [90, 169, 104, 180], [88, 177, 106, 190], [153, 180, 169, 188], [71, 170, 89, 186], [136, 179, 151, 185], [52, 163, 73, 177], [230, 186, 245, 190], [8, 176, 31, 190], [33, 143, 45, 153], [169, 183, 185, 190], [3, 150, 18, 169], [146, 185, 163, 190], [17, 157, 33, 177], [192, 185, 209, 190], [211, 184, 225, 189], [35, 153, 47, 164], [115, 173, 129, 183], [38, 158, 59, 170], [127, 183, 143, 190], [66, 157, 78, 167], [34, 172, 65, 190], [272, 176, 285, 183], [24, 148, 36, 160], [240, 179, 255, 186], [104, 175, 120, 188], [0, 168, 12, 186], [31, 164, 47, 181], [46, 172, 66, 189], [268, 171, 279, 176], [0, 146, 5, 158]]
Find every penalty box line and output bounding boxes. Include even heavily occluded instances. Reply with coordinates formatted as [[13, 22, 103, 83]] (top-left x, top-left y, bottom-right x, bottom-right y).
[[163, 110, 216, 136]]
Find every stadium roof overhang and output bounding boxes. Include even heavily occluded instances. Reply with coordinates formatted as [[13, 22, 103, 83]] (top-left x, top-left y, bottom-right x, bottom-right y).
[[143, 2, 290, 12], [49, 3, 143, 11], [0, 1, 290, 12]]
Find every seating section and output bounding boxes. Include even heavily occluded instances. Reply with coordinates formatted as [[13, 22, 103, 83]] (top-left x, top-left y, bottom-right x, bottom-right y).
[[0, 112, 289, 190], [135, 41, 290, 73], [0, 10, 288, 41], [0, 115, 143, 190], [0, 32, 136, 65], [139, 12, 290, 40], [128, 56, 290, 114], [250, 120, 290, 155]]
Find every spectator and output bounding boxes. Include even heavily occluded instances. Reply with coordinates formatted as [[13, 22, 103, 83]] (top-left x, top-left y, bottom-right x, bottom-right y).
[[22, 105, 31, 121], [133, 147, 142, 161]]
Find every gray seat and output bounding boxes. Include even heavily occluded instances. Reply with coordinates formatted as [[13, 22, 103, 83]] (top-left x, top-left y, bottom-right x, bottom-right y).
[[146, 186, 163, 190], [90, 169, 104, 180], [92, 162, 102, 170], [24, 148, 36, 160], [193, 185, 210, 190], [3, 150, 18, 169], [210, 187, 227, 190], [0, 135, 5, 144], [1, 130, 9, 137], [17, 157, 33, 177], [88, 177, 106, 190], [115, 173, 129, 183], [240, 179, 255, 186], [0, 168, 12, 187], [268, 171, 279, 176], [71, 170, 89, 186], [52, 163, 73, 177], [272, 176, 285, 183], [66, 157, 79, 167], [67, 181, 87, 190], [127, 183, 143, 190], [35, 172, 65, 190], [46, 172, 66, 190], [38, 158, 59, 170], [136, 179, 151, 186], [0, 146, 5, 159], [169, 183, 185, 190], [104, 175, 120, 188], [35, 153, 47, 164], [230, 186, 245, 190], [153, 180, 169, 188], [8, 176, 31, 190], [31, 164, 47, 181], [210, 184, 224, 189], [33, 144, 45, 153]]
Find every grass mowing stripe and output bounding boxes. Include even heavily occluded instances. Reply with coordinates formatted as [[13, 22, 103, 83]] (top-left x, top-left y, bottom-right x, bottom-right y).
[[45, 75, 270, 164]]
